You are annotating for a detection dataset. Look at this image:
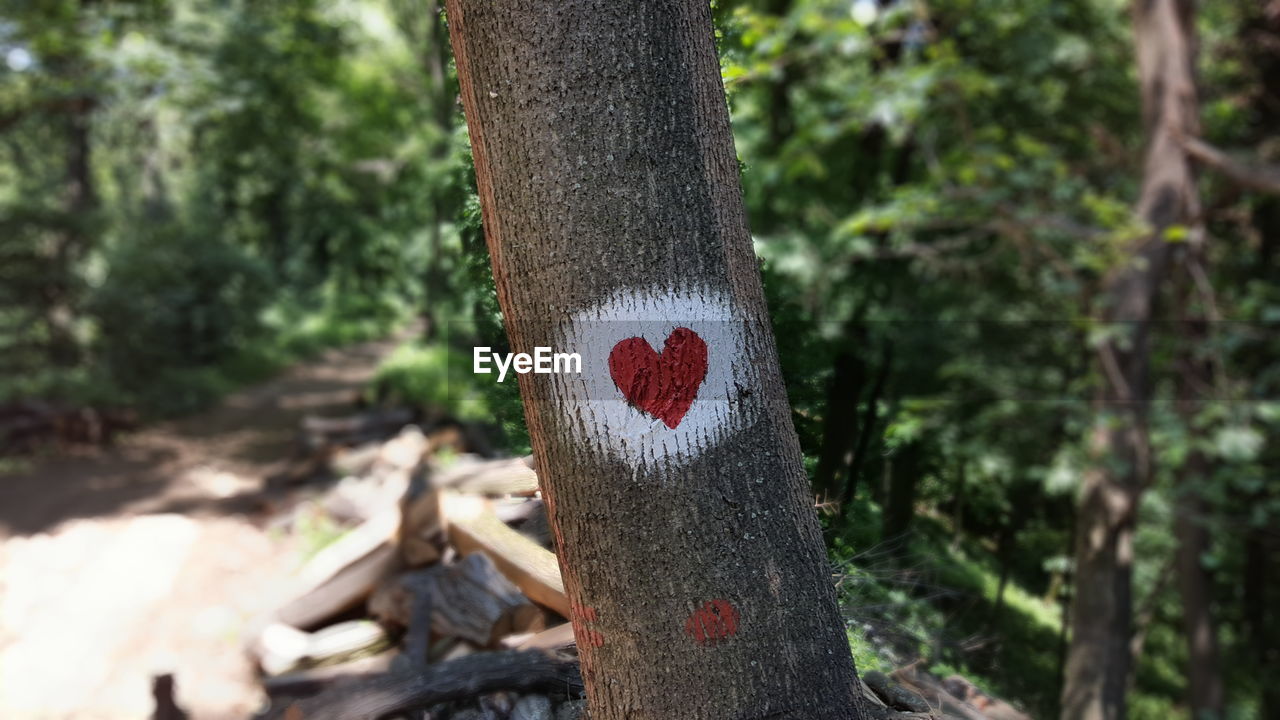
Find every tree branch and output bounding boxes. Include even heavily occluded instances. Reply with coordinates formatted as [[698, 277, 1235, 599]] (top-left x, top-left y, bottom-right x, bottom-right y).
[[1181, 135, 1280, 195]]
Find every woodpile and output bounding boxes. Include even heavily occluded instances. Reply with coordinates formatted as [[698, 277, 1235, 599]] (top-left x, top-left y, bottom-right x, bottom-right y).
[[246, 410, 1030, 720], [250, 414, 580, 720]]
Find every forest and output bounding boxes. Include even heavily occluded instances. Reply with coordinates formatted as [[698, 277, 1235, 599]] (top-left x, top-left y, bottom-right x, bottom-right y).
[[1, 1, 1278, 719]]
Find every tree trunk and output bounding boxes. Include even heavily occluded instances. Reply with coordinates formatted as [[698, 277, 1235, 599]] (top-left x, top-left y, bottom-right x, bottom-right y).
[[814, 349, 867, 504], [1061, 2, 1201, 719], [1172, 456, 1223, 718], [882, 441, 921, 565], [444, 2, 863, 719], [46, 94, 95, 366], [1171, 245, 1224, 719], [1244, 526, 1279, 720], [422, 0, 452, 340]]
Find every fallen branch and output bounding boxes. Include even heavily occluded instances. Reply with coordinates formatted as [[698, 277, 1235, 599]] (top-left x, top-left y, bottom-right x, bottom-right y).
[[270, 650, 583, 720]]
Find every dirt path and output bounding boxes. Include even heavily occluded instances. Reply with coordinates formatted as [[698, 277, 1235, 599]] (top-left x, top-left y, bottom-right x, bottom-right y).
[[0, 332, 411, 720]]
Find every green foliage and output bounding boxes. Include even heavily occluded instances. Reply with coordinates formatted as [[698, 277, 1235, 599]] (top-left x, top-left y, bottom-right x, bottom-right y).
[[371, 342, 483, 420], [88, 223, 271, 393], [3, 0, 1278, 717]]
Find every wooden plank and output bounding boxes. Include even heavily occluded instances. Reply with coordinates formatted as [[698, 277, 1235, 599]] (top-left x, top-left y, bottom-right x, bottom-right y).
[[435, 457, 539, 496], [254, 621, 392, 677], [440, 492, 568, 618], [502, 622, 576, 652], [276, 510, 401, 629]]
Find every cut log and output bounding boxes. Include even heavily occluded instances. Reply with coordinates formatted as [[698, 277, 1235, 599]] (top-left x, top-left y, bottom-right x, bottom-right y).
[[323, 469, 412, 525], [369, 553, 545, 646], [378, 426, 430, 470], [434, 457, 539, 496], [440, 492, 569, 618], [398, 456, 542, 567], [254, 621, 392, 676], [270, 650, 583, 720], [398, 486, 443, 567], [328, 442, 384, 478], [502, 623, 576, 652], [276, 510, 401, 629], [493, 498, 544, 524], [262, 652, 397, 699]]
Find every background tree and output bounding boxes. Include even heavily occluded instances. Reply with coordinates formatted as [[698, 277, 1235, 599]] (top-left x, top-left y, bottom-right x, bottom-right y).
[[1062, 1, 1203, 718]]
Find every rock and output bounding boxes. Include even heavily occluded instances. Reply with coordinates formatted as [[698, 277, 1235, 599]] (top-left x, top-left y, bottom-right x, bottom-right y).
[[553, 699, 586, 720], [511, 694, 553, 720], [480, 691, 515, 716]]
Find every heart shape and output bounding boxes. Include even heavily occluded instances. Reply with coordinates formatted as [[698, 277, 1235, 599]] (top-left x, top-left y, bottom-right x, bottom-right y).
[[608, 327, 708, 429]]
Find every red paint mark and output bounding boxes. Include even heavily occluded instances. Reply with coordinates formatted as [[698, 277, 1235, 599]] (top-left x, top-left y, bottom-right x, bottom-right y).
[[582, 629, 605, 648], [684, 599, 739, 646], [570, 602, 598, 623], [608, 327, 708, 429], [570, 602, 604, 647]]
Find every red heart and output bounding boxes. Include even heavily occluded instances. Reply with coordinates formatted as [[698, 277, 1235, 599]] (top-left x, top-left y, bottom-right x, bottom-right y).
[[608, 327, 708, 429]]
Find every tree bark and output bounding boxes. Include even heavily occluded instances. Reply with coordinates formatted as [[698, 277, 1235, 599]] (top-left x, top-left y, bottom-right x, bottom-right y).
[[1061, 2, 1201, 719], [444, 2, 863, 718]]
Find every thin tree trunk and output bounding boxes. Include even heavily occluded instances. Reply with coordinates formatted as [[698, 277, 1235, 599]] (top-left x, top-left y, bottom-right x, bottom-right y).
[[422, 0, 452, 341], [992, 523, 1015, 622], [1127, 555, 1174, 690], [882, 441, 921, 565], [1172, 257, 1224, 719], [444, 2, 863, 718], [46, 94, 95, 366], [1243, 527, 1279, 720], [815, 349, 866, 503], [950, 462, 966, 551], [1061, 2, 1201, 719], [1172, 456, 1223, 718], [842, 342, 892, 508]]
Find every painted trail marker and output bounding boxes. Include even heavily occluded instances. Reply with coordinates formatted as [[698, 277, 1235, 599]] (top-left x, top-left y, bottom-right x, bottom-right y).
[[607, 327, 707, 429], [553, 288, 763, 470]]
